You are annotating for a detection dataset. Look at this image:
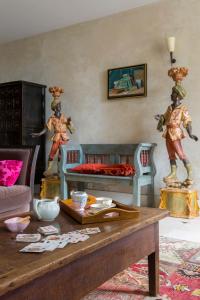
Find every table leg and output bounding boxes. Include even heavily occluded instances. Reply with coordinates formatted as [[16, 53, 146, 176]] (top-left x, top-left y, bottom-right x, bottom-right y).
[[148, 223, 159, 296]]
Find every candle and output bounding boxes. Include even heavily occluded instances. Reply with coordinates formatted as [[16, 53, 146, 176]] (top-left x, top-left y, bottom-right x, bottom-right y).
[[167, 36, 176, 52]]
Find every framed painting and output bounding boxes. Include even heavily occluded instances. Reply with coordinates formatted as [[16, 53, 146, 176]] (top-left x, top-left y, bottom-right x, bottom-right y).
[[107, 63, 147, 99]]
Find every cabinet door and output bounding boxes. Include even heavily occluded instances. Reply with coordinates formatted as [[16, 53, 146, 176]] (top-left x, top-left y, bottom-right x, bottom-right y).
[[0, 85, 22, 145], [22, 84, 45, 129]]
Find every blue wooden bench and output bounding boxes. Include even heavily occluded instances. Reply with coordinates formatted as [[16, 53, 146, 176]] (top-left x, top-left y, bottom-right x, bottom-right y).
[[59, 143, 156, 206]]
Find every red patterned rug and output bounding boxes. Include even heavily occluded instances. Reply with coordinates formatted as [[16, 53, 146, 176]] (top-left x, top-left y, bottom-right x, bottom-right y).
[[83, 237, 200, 300]]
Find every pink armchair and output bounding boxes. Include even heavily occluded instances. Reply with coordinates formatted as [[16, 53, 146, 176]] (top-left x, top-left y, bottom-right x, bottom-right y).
[[0, 146, 39, 219]]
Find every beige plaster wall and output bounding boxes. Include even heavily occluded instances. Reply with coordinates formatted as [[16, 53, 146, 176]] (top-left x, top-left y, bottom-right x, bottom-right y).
[[0, 0, 200, 200]]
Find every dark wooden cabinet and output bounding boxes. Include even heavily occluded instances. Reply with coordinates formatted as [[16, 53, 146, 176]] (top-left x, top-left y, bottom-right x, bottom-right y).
[[0, 81, 46, 183]]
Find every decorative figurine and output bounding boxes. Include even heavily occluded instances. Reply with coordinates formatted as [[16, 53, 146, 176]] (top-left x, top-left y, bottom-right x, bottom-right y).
[[155, 67, 198, 188], [32, 86, 75, 177]]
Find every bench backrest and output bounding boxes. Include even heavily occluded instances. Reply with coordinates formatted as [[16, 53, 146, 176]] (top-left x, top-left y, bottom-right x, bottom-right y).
[[82, 144, 137, 165]]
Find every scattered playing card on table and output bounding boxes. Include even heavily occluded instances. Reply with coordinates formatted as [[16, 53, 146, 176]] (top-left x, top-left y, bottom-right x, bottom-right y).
[[38, 225, 59, 235], [16, 234, 41, 243], [78, 227, 101, 235], [57, 240, 69, 248], [43, 235, 61, 241], [43, 234, 70, 247], [78, 234, 90, 242], [43, 240, 60, 251], [66, 231, 90, 243], [20, 243, 46, 253]]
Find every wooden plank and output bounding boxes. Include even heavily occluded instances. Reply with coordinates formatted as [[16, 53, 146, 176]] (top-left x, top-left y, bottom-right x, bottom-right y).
[[65, 173, 133, 185]]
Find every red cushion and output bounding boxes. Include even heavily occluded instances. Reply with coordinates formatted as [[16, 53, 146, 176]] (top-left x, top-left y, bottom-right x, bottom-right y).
[[0, 160, 23, 187], [70, 163, 135, 176], [100, 164, 135, 176], [70, 163, 107, 174]]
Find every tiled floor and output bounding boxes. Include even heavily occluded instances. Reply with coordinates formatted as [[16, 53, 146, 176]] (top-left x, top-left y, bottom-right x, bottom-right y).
[[159, 215, 200, 243]]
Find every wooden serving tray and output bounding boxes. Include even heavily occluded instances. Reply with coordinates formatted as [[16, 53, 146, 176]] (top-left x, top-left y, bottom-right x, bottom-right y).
[[60, 198, 140, 224]]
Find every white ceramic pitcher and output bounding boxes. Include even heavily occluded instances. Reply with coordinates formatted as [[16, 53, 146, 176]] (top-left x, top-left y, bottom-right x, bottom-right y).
[[33, 197, 60, 221]]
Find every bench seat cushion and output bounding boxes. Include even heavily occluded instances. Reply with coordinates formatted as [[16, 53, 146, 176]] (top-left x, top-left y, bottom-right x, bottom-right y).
[[70, 163, 135, 176], [0, 185, 31, 214], [69, 163, 107, 174]]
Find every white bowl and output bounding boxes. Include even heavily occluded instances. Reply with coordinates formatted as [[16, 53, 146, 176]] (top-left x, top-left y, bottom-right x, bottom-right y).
[[96, 197, 112, 206], [4, 217, 30, 233], [90, 203, 115, 213]]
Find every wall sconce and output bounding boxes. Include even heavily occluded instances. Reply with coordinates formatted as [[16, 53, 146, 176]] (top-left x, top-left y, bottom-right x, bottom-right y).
[[167, 36, 176, 65]]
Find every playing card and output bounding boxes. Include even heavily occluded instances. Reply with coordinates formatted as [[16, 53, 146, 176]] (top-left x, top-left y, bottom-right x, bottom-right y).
[[38, 225, 59, 235], [85, 227, 101, 234], [78, 234, 90, 242], [57, 240, 69, 248], [42, 240, 60, 251], [16, 233, 41, 243], [20, 242, 46, 253], [78, 227, 101, 235], [66, 231, 90, 243], [43, 235, 61, 241], [68, 236, 80, 243]]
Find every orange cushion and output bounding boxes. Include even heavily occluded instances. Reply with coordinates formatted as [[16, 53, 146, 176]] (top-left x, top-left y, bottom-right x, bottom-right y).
[[100, 164, 135, 176], [70, 163, 135, 176], [69, 163, 107, 174]]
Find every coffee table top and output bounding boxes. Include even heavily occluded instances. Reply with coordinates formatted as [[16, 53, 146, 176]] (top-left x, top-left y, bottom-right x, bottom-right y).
[[0, 207, 168, 296]]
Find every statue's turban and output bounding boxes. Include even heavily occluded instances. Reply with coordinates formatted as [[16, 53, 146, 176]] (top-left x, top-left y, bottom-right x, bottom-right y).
[[172, 84, 187, 99]]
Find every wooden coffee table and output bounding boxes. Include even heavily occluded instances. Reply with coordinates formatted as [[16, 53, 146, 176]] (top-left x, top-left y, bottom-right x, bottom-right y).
[[0, 207, 168, 300]]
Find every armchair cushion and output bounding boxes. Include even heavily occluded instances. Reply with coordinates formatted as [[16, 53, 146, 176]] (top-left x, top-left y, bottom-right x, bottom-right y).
[[0, 185, 31, 214], [0, 160, 23, 187]]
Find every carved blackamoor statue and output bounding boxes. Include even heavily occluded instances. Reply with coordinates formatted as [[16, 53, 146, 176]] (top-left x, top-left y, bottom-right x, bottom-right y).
[[32, 86, 75, 177], [155, 67, 198, 188]]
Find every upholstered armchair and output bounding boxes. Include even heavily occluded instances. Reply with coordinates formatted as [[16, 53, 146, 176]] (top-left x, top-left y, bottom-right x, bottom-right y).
[[0, 146, 40, 219]]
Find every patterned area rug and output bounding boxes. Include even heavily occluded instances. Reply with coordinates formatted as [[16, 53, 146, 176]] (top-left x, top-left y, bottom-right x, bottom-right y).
[[83, 237, 200, 300]]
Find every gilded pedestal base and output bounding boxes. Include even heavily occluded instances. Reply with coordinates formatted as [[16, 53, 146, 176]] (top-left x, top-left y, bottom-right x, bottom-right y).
[[159, 187, 199, 218], [40, 177, 60, 199]]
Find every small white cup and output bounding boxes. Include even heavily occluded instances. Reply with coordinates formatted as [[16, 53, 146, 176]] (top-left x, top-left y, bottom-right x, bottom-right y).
[[71, 191, 88, 210]]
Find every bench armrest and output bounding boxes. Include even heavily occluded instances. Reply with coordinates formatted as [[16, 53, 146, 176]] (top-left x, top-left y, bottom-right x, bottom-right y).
[[134, 143, 157, 177], [59, 143, 83, 175]]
